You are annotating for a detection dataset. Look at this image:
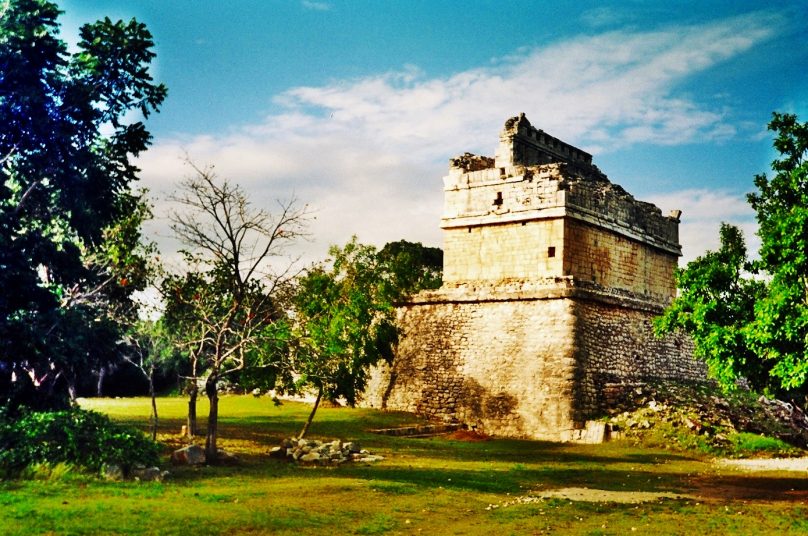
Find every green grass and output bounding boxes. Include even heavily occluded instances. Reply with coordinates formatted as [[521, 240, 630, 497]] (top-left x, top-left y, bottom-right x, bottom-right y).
[[729, 432, 803, 457], [0, 395, 806, 535]]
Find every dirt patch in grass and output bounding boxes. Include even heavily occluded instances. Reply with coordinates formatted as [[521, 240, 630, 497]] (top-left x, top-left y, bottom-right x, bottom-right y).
[[689, 472, 808, 502], [716, 457, 808, 472], [447, 429, 490, 442], [489, 487, 694, 507]]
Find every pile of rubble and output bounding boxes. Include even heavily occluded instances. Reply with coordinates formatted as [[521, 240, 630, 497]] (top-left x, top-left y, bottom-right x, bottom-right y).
[[604, 382, 808, 454], [101, 463, 168, 482], [270, 438, 384, 465]]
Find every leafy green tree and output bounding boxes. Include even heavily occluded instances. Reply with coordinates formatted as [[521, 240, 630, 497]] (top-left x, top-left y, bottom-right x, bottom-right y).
[[745, 113, 808, 390], [657, 113, 808, 395], [289, 238, 399, 438], [121, 319, 179, 440], [376, 240, 443, 298], [0, 0, 166, 410], [655, 224, 768, 389]]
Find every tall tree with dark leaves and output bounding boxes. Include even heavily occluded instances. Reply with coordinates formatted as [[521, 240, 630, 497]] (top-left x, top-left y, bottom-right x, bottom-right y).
[[0, 0, 166, 410]]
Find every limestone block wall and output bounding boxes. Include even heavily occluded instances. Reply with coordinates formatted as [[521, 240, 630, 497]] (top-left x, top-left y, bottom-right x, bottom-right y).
[[563, 220, 678, 302], [494, 112, 593, 169], [364, 289, 704, 440], [441, 164, 568, 223], [364, 296, 579, 440], [442, 219, 565, 283], [363, 114, 699, 440]]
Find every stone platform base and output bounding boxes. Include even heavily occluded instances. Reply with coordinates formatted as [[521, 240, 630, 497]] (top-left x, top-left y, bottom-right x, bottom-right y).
[[363, 283, 702, 441]]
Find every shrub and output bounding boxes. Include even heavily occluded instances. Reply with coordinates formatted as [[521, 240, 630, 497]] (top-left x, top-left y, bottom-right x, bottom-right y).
[[0, 407, 160, 477]]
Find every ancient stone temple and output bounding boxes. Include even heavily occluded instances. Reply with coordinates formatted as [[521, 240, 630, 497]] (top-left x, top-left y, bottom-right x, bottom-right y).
[[364, 113, 703, 441]]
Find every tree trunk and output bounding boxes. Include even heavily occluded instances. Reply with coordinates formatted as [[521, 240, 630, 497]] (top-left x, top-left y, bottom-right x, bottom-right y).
[[205, 376, 219, 462], [187, 382, 198, 438], [96, 366, 106, 397], [298, 386, 323, 440], [149, 364, 158, 441], [66, 373, 77, 403]]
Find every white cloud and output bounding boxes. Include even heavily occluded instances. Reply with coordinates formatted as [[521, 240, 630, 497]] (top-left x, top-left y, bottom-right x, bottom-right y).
[[579, 7, 633, 29], [138, 13, 778, 266], [301, 1, 331, 11], [647, 189, 758, 264]]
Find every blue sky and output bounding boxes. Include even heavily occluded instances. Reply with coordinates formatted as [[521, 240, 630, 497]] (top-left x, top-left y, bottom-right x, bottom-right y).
[[59, 0, 808, 264]]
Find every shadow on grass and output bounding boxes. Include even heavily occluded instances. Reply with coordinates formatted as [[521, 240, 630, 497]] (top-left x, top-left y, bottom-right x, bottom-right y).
[[166, 457, 808, 504], [381, 436, 697, 466], [165, 456, 699, 496], [691, 474, 808, 501]]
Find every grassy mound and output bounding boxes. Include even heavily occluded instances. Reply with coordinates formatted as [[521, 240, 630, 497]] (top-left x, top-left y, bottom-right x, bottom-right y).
[[604, 382, 808, 458]]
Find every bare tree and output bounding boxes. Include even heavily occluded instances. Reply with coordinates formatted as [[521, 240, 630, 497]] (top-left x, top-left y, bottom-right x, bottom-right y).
[[162, 161, 309, 461]]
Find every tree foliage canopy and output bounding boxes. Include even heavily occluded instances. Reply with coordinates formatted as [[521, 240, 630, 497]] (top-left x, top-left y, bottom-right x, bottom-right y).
[[291, 239, 397, 406], [657, 112, 808, 395], [655, 224, 767, 388], [287, 238, 442, 437], [746, 113, 808, 390], [0, 0, 166, 409]]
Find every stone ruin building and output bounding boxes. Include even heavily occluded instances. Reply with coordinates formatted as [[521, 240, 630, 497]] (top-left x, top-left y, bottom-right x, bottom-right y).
[[364, 113, 704, 441]]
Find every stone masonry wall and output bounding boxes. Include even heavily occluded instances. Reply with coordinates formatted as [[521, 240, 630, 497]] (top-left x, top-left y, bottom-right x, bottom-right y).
[[442, 216, 677, 301], [363, 114, 700, 441], [441, 161, 681, 291], [442, 218, 565, 283], [364, 296, 579, 440], [364, 291, 703, 439], [572, 298, 703, 421], [563, 219, 678, 302]]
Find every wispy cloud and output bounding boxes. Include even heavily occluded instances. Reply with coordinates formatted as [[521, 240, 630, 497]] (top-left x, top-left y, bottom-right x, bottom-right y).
[[647, 189, 758, 262], [301, 1, 331, 11], [579, 7, 635, 28], [139, 13, 779, 265]]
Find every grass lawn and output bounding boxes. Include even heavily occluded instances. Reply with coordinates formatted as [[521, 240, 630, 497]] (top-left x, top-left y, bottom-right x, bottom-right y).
[[1, 395, 807, 535]]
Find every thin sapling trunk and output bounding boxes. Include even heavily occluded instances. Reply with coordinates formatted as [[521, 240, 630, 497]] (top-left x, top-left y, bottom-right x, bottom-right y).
[[298, 385, 323, 439], [149, 363, 158, 441], [187, 382, 198, 438], [205, 376, 219, 461]]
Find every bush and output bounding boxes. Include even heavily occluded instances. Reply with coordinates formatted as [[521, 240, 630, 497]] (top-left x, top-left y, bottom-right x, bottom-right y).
[[0, 407, 160, 477]]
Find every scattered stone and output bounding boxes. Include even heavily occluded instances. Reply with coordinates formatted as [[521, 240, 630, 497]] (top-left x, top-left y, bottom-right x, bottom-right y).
[[300, 452, 321, 463], [273, 437, 383, 466], [132, 466, 166, 482], [170, 444, 206, 466], [269, 446, 286, 459], [101, 463, 124, 481], [606, 382, 808, 454]]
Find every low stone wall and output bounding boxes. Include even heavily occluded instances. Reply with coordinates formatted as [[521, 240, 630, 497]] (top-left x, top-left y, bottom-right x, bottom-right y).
[[364, 287, 704, 441]]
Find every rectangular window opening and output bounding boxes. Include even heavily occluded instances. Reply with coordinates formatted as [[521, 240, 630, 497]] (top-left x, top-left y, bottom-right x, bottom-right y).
[[547, 246, 556, 258]]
